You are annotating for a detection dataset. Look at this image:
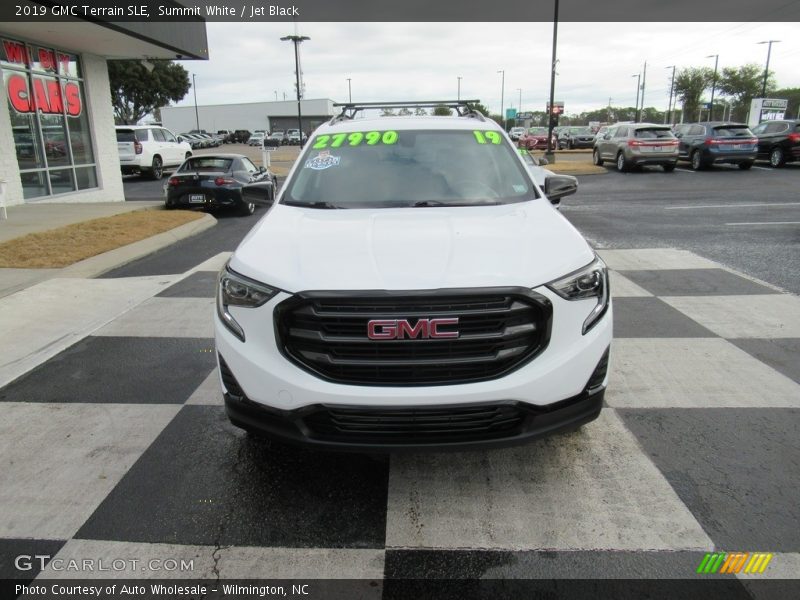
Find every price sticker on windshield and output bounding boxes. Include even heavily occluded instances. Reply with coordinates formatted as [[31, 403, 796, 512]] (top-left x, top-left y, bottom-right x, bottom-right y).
[[473, 130, 503, 144], [312, 130, 399, 149]]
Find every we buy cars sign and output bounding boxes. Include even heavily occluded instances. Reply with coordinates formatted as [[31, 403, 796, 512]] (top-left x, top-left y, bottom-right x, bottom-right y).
[[2, 39, 82, 116]]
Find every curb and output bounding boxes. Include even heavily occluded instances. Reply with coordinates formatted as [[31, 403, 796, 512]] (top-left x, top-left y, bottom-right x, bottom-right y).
[[59, 212, 217, 278]]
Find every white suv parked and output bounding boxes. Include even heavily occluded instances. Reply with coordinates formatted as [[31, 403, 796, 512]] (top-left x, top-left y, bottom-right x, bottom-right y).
[[215, 102, 611, 450], [116, 125, 193, 179]]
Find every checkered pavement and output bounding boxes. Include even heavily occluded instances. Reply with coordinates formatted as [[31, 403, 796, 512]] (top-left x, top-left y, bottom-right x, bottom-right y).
[[0, 248, 798, 590]]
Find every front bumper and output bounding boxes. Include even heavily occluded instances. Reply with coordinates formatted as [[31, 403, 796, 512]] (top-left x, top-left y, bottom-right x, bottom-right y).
[[223, 378, 605, 451]]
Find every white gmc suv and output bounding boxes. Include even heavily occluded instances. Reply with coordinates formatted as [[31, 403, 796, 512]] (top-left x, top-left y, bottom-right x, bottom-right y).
[[215, 102, 612, 450]]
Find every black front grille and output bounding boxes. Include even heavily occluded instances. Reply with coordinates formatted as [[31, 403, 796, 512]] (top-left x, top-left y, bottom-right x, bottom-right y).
[[304, 403, 526, 444], [275, 288, 552, 386]]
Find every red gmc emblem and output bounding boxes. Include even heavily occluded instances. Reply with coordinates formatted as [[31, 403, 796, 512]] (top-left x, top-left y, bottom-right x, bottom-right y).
[[367, 318, 459, 340]]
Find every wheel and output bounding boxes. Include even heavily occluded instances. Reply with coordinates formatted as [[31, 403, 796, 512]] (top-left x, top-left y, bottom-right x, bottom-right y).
[[238, 200, 256, 216], [738, 161, 753, 170], [592, 149, 604, 166], [616, 152, 628, 172], [769, 147, 786, 168], [690, 150, 704, 171], [663, 163, 676, 172], [150, 156, 163, 180]]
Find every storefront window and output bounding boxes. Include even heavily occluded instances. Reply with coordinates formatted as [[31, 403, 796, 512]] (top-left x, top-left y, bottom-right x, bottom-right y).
[[1, 38, 96, 199]]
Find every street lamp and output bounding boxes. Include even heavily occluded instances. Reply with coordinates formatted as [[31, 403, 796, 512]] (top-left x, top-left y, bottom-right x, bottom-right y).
[[497, 70, 505, 130], [706, 54, 719, 120], [457, 76, 462, 100], [517, 88, 522, 113], [546, 0, 559, 159], [632, 73, 641, 122], [191, 73, 199, 131], [757, 40, 780, 97], [346, 78, 352, 102], [280, 34, 310, 141]]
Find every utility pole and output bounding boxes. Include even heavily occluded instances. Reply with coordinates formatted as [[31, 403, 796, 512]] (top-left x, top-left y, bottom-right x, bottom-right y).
[[707, 54, 719, 120], [346, 78, 352, 102], [632, 73, 641, 122], [640, 61, 647, 122], [280, 34, 310, 141], [192, 73, 199, 131], [665, 65, 676, 124], [607, 97, 612, 124], [457, 76, 462, 101], [757, 40, 780, 97], [497, 70, 505, 130], [546, 0, 559, 160], [517, 88, 522, 113]]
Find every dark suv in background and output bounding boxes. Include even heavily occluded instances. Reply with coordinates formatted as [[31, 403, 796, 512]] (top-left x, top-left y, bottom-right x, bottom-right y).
[[672, 122, 757, 170], [751, 119, 800, 167], [558, 126, 595, 149]]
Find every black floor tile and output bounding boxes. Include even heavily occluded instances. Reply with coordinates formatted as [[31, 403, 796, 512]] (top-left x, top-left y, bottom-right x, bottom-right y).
[[613, 297, 717, 338], [0, 336, 216, 404], [156, 271, 218, 298], [619, 269, 778, 296], [730, 338, 800, 384], [76, 405, 390, 548], [618, 408, 800, 552], [0, 538, 65, 580]]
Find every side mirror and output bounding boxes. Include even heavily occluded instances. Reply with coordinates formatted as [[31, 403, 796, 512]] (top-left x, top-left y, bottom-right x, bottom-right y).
[[603, 134, 611, 140], [544, 175, 578, 203], [258, 166, 266, 173], [674, 132, 683, 138]]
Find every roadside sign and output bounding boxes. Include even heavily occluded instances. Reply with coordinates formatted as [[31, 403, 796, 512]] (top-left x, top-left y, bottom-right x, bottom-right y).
[[506, 108, 517, 120], [546, 101, 564, 115], [263, 145, 277, 152]]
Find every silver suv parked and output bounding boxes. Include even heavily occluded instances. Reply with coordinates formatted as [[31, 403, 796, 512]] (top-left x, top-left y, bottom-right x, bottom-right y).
[[593, 123, 679, 172]]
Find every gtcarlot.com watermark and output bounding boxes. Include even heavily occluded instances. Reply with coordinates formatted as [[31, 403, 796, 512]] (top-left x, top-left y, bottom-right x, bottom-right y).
[[15, 554, 194, 573]]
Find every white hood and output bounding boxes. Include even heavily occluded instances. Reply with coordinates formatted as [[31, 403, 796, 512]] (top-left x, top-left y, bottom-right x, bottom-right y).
[[230, 199, 594, 292]]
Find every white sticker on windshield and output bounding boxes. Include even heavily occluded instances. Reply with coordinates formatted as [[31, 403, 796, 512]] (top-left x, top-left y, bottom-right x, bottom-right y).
[[513, 184, 527, 193], [304, 151, 340, 170]]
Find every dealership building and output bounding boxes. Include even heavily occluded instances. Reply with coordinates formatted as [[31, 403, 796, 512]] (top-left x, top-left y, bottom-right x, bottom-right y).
[[0, 20, 207, 207], [160, 99, 337, 137]]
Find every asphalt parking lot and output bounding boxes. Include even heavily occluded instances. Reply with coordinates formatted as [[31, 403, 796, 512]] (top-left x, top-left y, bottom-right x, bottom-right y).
[[0, 147, 796, 594]]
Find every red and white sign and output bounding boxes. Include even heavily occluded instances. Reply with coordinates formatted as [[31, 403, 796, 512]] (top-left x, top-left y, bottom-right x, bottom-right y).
[[3, 39, 82, 117]]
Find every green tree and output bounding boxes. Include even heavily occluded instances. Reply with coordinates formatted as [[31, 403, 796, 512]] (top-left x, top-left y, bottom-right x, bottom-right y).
[[772, 88, 800, 120], [718, 64, 777, 121], [380, 108, 397, 117], [397, 107, 413, 116], [674, 67, 713, 123], [107, 60, 190, 124], [433, 104, 452, 116], [465, 101, 490, 116], [414, 107, 428, 116]]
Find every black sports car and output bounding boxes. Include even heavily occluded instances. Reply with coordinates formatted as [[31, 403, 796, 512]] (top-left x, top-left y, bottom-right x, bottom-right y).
[[164, 154, 277, 216]]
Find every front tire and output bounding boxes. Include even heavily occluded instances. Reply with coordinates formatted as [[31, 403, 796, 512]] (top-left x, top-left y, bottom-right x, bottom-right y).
[[593, 149, 604, 166], [663, 163, 676, 172], [616, 152, 628, 172], [769, 147, 786, 168], [150, 156, 163, 180]]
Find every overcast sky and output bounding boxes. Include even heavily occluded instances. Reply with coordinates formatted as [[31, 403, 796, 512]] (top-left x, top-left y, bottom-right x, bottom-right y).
[[175, 21, 800, 116]]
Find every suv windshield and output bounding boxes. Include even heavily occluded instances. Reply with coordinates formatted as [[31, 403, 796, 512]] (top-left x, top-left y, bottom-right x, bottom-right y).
[[283, 129, 536, 209], [528, 127, 548, 135]]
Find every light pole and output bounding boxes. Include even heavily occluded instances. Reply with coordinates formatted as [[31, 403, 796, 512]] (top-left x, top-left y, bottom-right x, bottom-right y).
[[280, 34, 310, 141], [546, 0, 559, 159], [517, 88, 522, 113], [640, 61, 647, 120], [757, 40, 780, 97], [274, 90, 278, 101], [346, 78, 352, 102], [706, 54, 719, 120], [457, 76, 462, 100], [665, 65, 676, 124], [191, 73, 199, 131], [632, 73, 641, 122], [607, 97, 612, 124], [497, 70, 505, 130]]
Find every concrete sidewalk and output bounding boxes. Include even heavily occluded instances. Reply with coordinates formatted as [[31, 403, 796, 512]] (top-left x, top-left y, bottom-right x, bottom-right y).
[[0, 201, 216, 298]]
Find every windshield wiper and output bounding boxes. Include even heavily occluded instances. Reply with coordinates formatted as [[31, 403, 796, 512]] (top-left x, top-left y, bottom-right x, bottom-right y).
[[412, 200, 448, 207], [283, 200, 343, 209]]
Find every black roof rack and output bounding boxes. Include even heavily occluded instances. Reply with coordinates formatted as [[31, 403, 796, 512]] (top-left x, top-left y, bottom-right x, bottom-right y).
[[329, 100, 486, 124]]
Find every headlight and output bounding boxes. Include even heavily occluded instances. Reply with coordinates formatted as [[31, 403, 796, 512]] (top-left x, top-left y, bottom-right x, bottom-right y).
[[546, 256, 610, 335], [217, 264, 279, 342]]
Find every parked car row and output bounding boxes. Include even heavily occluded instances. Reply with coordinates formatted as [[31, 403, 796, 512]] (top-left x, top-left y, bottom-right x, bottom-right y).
[[591, 119, 800, 172], [179, 132, 221, 149]]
